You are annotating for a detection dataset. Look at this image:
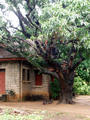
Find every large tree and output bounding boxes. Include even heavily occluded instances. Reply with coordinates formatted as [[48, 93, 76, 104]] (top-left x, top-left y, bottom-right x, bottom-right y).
[[0, 0, 90, 104]]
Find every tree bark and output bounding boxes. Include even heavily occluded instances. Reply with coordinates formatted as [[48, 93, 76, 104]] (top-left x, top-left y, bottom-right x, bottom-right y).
[[58, 71, 75, 104], [59, 85, 74, 104]]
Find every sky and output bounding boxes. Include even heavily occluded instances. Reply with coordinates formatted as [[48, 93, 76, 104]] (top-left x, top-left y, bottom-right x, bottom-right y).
[[0, 0, 42, 28], [0, 0, 43, 34], [0, 0, 19, 27]]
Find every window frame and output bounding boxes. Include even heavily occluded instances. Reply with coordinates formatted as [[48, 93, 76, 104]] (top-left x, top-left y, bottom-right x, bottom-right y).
[[22, 67, 31, 83]]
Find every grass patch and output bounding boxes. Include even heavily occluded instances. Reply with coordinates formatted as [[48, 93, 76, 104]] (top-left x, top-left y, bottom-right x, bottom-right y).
[[0, 108, 89, 120], [0, 108, 44, 120], [0, 114, 44, 120]]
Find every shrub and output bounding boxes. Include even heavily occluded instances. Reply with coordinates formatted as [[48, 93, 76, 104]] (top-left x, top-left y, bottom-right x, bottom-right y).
[[73, 76, 90, 95], [76, 60, 90, 83], [50, 79, 60, 99]]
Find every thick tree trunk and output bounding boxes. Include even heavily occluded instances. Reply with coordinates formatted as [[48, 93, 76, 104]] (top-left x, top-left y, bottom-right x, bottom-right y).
[[59, 85, 73, 104], [58, 71, 75, 104]]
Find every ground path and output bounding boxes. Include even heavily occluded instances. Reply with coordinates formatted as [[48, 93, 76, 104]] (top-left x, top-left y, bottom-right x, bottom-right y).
[[0, 96, 90, 120]]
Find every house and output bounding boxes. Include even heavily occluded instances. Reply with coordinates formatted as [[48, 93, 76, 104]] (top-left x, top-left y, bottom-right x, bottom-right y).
[[0, 47, 50, 101]]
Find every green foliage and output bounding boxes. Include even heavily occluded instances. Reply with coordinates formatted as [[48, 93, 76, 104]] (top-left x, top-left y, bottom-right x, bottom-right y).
[[40, 0, 90, 49], [73, 76, 90, 95], [50, 79, 60, 99], [0, 109, 44, 120], [0, 0, 90, 62], [76, 60, 90, 83], [74, 59, 90, 95]]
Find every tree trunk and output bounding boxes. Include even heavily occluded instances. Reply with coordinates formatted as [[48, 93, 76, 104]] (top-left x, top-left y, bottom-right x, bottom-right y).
[[59, 85, 73, 104], [58, 71, 75, 104]]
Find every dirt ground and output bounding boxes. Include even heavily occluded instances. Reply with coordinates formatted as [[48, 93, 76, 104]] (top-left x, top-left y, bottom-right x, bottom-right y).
[[0, 95, 90, 120]]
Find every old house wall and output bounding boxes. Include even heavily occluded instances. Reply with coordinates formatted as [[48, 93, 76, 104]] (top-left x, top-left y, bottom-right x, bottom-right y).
[[0, 48, 50, 101], [0, 61, 50, 101], [0, 62, 21, 101], [30, 70, 50, 97], [22, 63, 50, 99], [21, 63, 32, 100]]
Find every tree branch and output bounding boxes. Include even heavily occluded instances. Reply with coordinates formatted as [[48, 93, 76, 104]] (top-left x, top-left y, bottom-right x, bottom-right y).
[[9, 25, 23, 33], [26, 15, 41, 31], [40, 68, 59, 80], [71, 57, 85, 71], [0, 26, 11, 37]]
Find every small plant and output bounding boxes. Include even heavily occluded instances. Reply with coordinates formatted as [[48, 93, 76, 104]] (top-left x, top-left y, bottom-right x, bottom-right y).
[[6, 90, 15, 96]]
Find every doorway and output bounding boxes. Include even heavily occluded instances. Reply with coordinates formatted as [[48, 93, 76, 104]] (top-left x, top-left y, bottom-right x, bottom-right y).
[[0, 69, 5, 94]]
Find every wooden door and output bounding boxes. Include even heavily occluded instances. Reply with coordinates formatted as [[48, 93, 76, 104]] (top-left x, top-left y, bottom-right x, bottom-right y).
[[0, 69, 5, 94]]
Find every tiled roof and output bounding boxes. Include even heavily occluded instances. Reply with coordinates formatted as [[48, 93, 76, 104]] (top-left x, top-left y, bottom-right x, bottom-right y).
[[0, 48, 18, 58]]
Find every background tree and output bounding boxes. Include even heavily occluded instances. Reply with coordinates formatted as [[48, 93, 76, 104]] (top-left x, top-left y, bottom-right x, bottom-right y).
[[0, 0, 90, 104], [73, 59, 90, 95]]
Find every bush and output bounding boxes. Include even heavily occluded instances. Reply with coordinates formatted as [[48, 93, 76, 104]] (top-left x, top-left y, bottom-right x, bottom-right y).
[[73, 76, 90, 95], [76, 60, 90, 83], [50, 79, 60, 99]]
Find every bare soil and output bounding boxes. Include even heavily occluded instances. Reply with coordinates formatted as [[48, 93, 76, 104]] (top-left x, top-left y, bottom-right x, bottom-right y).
[[0, 95, 90, 120]]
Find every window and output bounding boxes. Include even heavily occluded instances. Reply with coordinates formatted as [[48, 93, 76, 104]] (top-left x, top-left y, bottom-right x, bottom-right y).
[[35, 71, 42, 86], [22, 69, 30, 82], [22, 69, 25, 81], [27, 69, 30, 81]]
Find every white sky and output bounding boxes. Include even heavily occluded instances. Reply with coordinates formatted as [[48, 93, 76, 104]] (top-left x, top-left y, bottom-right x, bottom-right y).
[[0, 0, 19, 27], [0, 0, 42, 28]]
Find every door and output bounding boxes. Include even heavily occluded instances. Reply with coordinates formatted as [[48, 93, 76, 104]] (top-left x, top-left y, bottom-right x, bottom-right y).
[[0, 69, 5, 94]]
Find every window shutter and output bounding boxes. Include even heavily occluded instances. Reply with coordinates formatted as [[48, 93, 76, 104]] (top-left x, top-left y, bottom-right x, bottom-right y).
[[35, 73, 42, 85], [51, 76, 54, 82]]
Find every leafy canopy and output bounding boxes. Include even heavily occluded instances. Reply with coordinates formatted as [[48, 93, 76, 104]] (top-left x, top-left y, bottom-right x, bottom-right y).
[[0, 0, 90, 70], [40, 0, 90, 48]]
